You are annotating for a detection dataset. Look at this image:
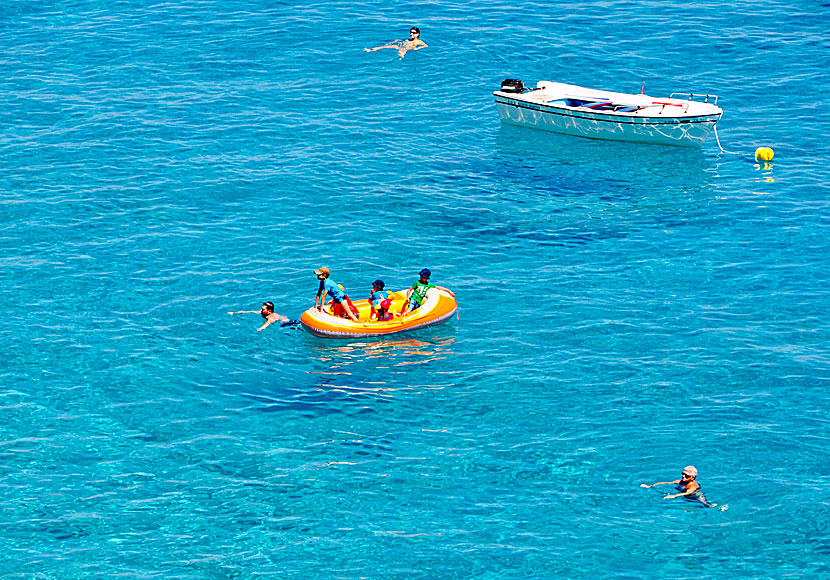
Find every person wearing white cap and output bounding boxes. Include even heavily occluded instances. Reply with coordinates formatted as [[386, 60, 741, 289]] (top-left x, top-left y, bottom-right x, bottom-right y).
[[640, 466, 724, 509]]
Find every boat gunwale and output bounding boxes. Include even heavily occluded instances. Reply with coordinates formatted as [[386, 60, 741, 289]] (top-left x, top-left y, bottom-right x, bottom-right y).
[[494, 93, 722, 126], [300, 307, 456, 338]]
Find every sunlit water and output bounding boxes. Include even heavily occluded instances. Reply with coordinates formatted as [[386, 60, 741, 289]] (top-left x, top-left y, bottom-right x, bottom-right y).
[[1, 1, 829, 578]]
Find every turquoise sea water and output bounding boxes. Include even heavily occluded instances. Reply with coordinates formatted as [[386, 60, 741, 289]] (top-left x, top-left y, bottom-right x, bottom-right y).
[[2, 1, 829, 577]]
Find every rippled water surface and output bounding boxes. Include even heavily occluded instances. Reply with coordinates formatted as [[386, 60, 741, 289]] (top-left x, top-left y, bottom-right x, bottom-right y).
[[2, 1, 829, 578]]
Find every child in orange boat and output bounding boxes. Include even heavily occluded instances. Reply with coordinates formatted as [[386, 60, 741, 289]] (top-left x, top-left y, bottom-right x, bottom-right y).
[[374, 299, 396, 321], [401, 268, 454, 314], [314, 267, 359, 322]]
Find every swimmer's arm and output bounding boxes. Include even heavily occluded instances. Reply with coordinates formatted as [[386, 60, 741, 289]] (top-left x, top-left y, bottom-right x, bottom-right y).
[[400, 288, 414, 313], [413, 40, 427, 49], [258, 313, 289, 330], [664, 490, 693, 499], [663, 484, 697, 499], [640, 479, 679, 488], [267, 312, 290, 324], [365, 43, 400, 52], [228, 310, 259, 315]]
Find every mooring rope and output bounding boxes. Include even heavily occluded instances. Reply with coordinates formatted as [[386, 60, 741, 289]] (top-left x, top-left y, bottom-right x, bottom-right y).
[[713, 125, 740, 155]]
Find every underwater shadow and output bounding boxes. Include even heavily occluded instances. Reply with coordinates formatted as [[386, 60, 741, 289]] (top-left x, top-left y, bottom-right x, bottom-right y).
[[490, 123, 715, 199]]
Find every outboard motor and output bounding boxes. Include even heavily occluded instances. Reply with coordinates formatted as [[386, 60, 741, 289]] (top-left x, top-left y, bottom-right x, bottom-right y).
[[500, 79, 525, 94]]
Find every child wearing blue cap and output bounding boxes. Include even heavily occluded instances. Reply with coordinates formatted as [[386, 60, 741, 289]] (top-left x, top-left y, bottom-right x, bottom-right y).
[[368, 279, 393, 320], [401, 268, 454, 313]]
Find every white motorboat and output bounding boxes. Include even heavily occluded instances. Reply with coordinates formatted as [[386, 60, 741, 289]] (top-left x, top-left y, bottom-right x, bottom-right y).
[[493, 79, 723, 147]]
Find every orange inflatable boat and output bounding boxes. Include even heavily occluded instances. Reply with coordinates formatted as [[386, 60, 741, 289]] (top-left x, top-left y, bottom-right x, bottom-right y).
[[300, 288, 457, 338]]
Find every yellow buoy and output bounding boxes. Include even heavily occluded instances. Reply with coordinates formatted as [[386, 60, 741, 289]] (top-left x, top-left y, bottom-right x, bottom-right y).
[[755, 147, 774, 162]]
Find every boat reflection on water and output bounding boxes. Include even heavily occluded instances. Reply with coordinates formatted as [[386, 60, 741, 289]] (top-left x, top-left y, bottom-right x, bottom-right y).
[[237, 335, 458, 416], [492, 123, 715, 199], [303, 335, 458, 396], [495, 123, 710, 168], [309, 335, 456, 372]]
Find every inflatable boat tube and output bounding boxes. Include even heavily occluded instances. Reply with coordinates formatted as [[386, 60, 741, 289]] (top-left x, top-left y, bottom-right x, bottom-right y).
[[300, 288, 457, 338]]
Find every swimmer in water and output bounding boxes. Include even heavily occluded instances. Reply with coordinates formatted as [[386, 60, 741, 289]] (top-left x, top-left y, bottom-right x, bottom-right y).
[[364, 27, 427, 59], [228, 301, 290, 331], [640, 465, 726, 510]]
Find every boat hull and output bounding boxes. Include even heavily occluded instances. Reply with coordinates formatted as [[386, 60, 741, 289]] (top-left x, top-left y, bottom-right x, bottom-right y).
[[300, 288, 457, 338], [494, 82, 723, 147]]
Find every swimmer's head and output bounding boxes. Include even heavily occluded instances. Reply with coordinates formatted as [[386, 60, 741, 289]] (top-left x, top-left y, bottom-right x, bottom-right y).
[[373, 279, 385, 290], [314, 266, 330, 279], [682, 466, 698, 479], [261, 302, 275, 317], [410, 27, 420, 36]]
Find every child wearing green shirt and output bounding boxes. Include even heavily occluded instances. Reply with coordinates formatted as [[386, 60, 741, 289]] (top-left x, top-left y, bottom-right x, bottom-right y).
[[401, 268, 454, 313]]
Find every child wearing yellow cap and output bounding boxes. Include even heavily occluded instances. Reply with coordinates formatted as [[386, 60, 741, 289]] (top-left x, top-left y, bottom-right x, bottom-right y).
[[314, 267, 359, 322]]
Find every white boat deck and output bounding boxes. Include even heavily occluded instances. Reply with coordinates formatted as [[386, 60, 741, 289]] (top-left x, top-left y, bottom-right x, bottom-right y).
[[517, 82, 721, 118]]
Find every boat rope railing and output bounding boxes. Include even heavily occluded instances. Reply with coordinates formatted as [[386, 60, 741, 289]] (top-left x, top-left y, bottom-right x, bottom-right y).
[[670, 92, 719, 105]]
